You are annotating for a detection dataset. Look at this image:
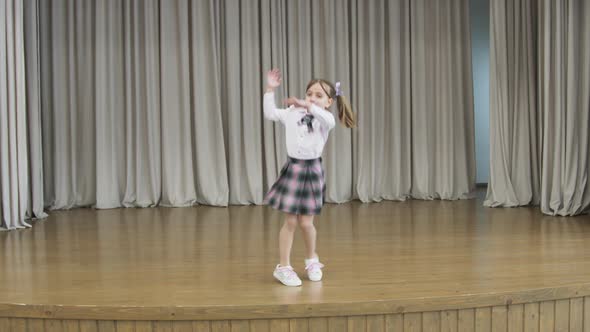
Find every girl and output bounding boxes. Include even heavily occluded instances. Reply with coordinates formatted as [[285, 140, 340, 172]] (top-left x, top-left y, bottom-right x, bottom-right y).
[[263, 68, 355, 286]]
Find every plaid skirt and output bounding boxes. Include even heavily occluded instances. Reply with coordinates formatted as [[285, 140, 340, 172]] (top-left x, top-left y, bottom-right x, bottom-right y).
[[264, 157, 326, 215]]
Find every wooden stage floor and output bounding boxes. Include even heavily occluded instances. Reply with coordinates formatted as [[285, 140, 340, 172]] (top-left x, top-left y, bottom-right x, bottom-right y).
[[1, 192, 590, 331]]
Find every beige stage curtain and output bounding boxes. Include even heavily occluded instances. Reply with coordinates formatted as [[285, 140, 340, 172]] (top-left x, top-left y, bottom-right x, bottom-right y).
[[409, 0, 475, 200], [4, 0, 475, 228], [487, 0, 590, 216], [352, 0, 475, 202], [485, 0, 540, 208], [0, 0, 46, 230], [538, 0, 590, 216]]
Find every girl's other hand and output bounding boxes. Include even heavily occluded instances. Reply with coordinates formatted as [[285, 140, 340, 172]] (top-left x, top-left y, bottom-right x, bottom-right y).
[[284, 97, 310, 110]]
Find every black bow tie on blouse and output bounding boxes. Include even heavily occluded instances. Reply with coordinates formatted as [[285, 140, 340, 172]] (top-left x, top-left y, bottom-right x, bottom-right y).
[[299, 114, 315, 133]]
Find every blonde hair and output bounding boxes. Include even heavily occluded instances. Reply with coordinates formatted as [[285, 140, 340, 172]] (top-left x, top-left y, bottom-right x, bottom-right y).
[[306, 79, 356, 128]]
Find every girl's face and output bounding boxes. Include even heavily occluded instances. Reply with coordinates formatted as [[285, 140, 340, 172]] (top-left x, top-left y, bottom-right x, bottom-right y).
[[305, 83, 333, 109]]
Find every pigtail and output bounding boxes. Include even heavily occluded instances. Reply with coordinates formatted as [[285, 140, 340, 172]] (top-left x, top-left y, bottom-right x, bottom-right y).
[[336, 95, 355, 128]]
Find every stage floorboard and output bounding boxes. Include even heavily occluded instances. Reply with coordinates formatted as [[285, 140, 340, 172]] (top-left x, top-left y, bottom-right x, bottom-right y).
[[2, 191, 590, 331]]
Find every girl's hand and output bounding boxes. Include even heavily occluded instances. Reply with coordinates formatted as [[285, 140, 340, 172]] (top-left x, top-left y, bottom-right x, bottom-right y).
[[266, 69, 282, 91], [284, 97, 310, 110]]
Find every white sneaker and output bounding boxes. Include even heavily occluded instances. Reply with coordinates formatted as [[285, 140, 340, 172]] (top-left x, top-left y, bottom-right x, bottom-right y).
[[273, 265, 302, 286], [305, 257, 324, 281]]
